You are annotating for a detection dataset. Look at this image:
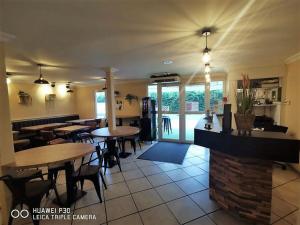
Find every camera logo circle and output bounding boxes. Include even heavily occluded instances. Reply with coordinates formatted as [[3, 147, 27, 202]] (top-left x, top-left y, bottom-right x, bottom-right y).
[[11, 209, 30, 219]]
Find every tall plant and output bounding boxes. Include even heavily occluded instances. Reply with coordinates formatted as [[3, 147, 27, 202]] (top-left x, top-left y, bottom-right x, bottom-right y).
[[236, 74, 255, 115]]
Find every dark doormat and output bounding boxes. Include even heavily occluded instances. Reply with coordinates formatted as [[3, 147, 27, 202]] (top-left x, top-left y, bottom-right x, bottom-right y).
[[138, 142, 190, 164]]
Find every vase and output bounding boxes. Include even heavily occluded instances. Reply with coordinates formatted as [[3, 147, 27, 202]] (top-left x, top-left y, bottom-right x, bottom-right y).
[[234, 113, 255, 135]]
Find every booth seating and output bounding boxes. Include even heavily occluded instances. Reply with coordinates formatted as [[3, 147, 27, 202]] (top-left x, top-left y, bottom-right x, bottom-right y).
[[11, 114, 80, 139]]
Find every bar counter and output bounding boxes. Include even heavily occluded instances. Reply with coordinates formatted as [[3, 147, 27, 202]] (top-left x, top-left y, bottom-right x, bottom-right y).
[[194, 115, 300, 224]]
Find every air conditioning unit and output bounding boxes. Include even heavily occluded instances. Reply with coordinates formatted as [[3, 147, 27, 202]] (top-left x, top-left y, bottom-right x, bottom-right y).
[[150, 73, 181, 84]]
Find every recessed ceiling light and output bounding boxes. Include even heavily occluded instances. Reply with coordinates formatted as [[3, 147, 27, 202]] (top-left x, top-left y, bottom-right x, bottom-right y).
[[162, 60, 173, 65]]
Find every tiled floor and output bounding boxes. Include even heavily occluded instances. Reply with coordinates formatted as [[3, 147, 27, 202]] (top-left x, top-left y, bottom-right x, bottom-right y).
[[15, 142, 300, 225]]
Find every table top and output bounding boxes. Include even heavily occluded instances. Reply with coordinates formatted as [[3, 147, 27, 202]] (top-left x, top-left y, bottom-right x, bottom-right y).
[[91, 126, 140, 138], [21, 123, 68, 131], [4, 143, 94, 169], [66, 119, 96, 124], [116, 115, 140, 119], [54, 125, 90, 132]]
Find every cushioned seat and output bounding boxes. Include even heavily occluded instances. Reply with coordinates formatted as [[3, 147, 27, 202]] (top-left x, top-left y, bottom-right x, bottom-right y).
[[25, 180, 52, 198]]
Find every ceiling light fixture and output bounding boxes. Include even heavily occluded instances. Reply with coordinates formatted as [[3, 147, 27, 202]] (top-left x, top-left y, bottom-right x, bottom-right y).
[[205, 74, 211, 83], [202, 29, 211, 63], [204, 63, 211, 73], [34, 64, 49, 84], [51, 82, 56, 88], [162, 60, 173, 65]]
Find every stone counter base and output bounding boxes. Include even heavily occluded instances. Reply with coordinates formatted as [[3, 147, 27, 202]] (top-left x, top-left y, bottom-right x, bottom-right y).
[[210, 150, 273, 225]]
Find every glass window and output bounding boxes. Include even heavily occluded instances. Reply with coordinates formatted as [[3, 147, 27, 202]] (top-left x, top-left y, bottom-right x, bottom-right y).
[[162, 86, 179, 113], [210, 81, 224, 114], [185, 84, 205, 112], [96, 92, 106, 118]]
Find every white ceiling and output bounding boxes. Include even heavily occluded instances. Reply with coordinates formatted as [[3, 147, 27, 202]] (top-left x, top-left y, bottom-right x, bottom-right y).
[[1, 0, 300, 84]]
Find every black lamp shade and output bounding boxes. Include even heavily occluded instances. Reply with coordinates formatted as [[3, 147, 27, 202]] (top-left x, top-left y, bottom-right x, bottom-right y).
[[34, 77, 49, 84]]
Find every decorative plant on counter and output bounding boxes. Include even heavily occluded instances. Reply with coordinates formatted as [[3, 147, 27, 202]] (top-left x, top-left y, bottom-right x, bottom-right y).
[[125, 94, 138, 104], [235, 74, 255, 135]]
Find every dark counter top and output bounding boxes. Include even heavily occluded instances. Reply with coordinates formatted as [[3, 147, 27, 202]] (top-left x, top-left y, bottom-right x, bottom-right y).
[[194, 114, 300, 163]]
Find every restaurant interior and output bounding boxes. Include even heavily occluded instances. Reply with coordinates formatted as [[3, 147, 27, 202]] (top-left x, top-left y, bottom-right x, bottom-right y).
[[0, 0, 300, 225]]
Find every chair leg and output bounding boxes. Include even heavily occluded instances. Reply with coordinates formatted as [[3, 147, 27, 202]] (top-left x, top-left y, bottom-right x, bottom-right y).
[[99, 171, 107, 189], [28, 198, 42, 225], [53, 185, 62, 206], [131, 140, 136, 154], [104, 157, 108, 174], [8, 200, 18, 225], [138, 140, 142, 149], [80, 179, 85, 191], [90, 176, 102, 203], [114, 152, 122, 172]]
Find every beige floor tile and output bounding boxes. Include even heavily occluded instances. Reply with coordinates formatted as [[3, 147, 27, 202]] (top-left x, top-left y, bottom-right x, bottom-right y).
[[147, 173, 173, 187], [126, 177, 152, 193], [73, 203, 106, 225], [189, 190, 220, 213], [158, 163, 180, 172], [167, 196, 205, 224], [140, 165, 163, 176], [271, 196, 298, 218], [132, 189, 163, 211], [209, 210, 250, 225], [166, 169, 190, 181], [185, 216, 216, 225], [197, 163, 209, 172], [284, 210, 300, 225], [271, 212, 281, 224], [155, 183, 186, 202], [140, 204, 179, 225], [193, 173, 209, 188], [121, 162, 139, 172], [273, 178, 300, 206], [273, 219, 292, 225], [272, 167, 299, 187], [108, 213, 143, 225], [75, 189, 102, 209], [104, 182, 130, 200], [187, 157, 207, 165], [183, 166, 206, 177], [135, 160, 155, 168], [176, 178, 207, 194], [122, 169, 144, 181], [104, 172, 124, 185], [106, 195, 137, 221]]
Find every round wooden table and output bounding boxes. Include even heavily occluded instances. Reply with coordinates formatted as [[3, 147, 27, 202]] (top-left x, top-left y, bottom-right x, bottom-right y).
[[92, 126, 140, 158], [6, 143, 95, 206]]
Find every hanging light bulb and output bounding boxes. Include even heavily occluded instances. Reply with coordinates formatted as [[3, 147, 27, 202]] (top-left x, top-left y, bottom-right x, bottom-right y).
[[204, 63, 211, 73], [202, 29, 211, 63], [6, 77, 11, 84], [202, 48, 211, 63], [205, 74, 211, 83]]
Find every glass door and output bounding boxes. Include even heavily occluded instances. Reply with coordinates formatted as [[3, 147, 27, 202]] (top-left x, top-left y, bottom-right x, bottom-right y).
[[185, 84, 206, 142], [160, 85, 180, 141]]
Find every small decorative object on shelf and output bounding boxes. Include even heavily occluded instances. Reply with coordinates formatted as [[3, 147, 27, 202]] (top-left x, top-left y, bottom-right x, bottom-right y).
[[18, 91, 32, 105], [235, 74, 255, 135], [116, 100, 123, 110], [125, 94, 138, 104]]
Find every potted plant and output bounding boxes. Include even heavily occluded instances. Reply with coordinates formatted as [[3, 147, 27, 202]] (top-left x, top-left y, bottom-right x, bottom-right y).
[[235, 74, 255, 135], [125, 94, 138, 104]]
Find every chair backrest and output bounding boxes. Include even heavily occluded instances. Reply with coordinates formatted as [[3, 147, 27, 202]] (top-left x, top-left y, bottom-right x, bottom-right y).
[[85, 120, 98, 129], [40, 130, 56, 140], [0, 175, 27, 199]]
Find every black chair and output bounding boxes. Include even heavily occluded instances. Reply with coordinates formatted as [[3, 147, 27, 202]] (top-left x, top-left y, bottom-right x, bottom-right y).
[[72, 145, 107, 203], [102, 139, 122, 174], [47, 139, 71, 184], [0, 169, 61, 225], [78, 120, 99, 143], [264, 125, 289, 170]]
